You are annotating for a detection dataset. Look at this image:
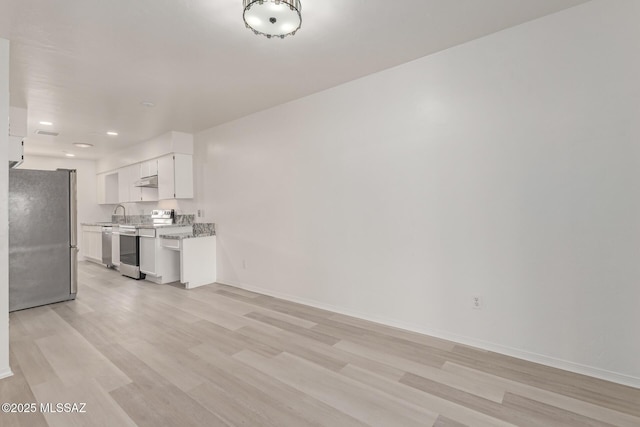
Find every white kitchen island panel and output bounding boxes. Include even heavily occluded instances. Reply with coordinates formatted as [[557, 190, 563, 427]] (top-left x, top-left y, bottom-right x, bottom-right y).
[[160, 235, 216, 289]]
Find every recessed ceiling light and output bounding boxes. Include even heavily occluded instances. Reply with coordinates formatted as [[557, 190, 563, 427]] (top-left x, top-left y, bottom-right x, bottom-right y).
[[39, 121, 53, 126], [73, 143, 94, 148], [141, 101, 155, 108], [106, 131, 118, 136], [64, 153, 75, 157]]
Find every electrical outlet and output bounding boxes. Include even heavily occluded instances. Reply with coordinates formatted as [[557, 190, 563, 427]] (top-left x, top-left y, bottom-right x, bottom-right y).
[[472, 296, 482, 310], [197, 209, 203, 218]]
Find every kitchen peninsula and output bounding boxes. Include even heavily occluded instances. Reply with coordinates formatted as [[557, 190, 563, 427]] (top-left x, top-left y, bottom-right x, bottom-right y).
[[159, 223, 217, 289]]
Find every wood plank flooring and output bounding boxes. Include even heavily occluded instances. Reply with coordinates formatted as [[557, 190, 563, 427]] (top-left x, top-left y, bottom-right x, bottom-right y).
[[2, 261, 639, 426]]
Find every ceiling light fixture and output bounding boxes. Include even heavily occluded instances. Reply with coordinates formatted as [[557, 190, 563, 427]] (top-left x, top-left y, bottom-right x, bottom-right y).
[[106, 131, 118, 136], [64, 153, 75, 157], [35, 129, 59, 136], [73, 143, 94, 148], [39, 121, 53, 126], [141, 101, 155, 108], [243, 0, 301, 39]]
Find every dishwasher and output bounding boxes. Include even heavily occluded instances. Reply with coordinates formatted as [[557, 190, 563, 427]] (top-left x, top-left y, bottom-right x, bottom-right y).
[[101, 225, 114, 268]]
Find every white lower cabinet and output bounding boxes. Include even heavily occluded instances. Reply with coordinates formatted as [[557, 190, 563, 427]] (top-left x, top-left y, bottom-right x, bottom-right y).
[[140, 236, 157, 276], [139, 227, 186, 283], [112, 230, 120, 268], [81, 226, 103, 263]]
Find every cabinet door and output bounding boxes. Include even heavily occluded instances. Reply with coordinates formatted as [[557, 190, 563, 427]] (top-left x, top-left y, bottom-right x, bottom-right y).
[[8, 136, 23, 164], [139, 162, 149, 179], [112, 233, 120, 266], [104, 173, 119, 204], [82, 229, 102, 262], [81, 230, 90, 259], [117, 168, 129, 202], [148, 159, 158, 177], [140, 160, 158, 178], [96, 173, 107, 204], [139, 237, 156, 275], [93, 232, 102, 261], [157, 155, 175, 200], [128, 165, 142, 202], [157, 154, 193, 200], [173, 154, 193, 199]]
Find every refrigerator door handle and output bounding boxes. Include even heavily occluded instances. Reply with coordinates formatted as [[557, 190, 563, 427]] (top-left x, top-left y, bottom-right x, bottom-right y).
[[68, 169, 78, 247], [70, 246, 78, 295]]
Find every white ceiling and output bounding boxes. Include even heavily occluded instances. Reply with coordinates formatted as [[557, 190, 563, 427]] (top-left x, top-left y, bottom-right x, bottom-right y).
[[0, 0, 589, 159]]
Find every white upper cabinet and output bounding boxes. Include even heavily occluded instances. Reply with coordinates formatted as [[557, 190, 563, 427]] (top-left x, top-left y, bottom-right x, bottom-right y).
[[97, 173, 106, 204], [117, 168, 129, 203], [102, 153, 193, 203], [139, 160, 160, 201], [97, 172, 119, 205], [158, 154, 193, 200], [117, 165, 141, 202], [128, 164, 142, 202], [139, 160, 158, 178], [9, 136, 23, 166], [157, 155, 174, 200]]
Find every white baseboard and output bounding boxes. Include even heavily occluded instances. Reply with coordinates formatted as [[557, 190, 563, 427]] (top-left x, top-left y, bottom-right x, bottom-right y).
[[0, 367, 14, 380], [219, 279, 640, 390]]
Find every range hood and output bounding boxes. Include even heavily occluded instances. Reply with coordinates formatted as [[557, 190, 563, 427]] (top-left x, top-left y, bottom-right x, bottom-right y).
[[134, 175, 158, 188]]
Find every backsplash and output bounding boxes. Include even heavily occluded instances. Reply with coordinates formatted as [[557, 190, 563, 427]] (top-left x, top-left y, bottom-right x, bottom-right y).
[[193, 223, 216, 235], [175, 215, 195, 225], [111, 214, 195, 225]]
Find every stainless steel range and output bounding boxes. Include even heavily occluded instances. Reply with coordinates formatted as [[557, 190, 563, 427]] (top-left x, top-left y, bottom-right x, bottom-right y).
[[119, 209, 174, 279], [119, 225, 142, 279], [150, 209, 175, 225]]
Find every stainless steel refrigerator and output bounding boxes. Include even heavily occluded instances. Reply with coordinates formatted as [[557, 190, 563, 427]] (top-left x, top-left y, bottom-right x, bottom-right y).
[[9, 168, 78, 312]]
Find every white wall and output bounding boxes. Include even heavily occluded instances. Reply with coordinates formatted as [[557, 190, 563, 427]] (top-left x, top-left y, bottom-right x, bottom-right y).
[[19, 156, 114, 260], [0, 38, 11, 379], [193, 0, 640, 387]]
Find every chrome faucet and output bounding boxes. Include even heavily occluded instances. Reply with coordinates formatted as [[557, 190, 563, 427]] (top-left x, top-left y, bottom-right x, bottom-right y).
[[113, 204, 127, 224]]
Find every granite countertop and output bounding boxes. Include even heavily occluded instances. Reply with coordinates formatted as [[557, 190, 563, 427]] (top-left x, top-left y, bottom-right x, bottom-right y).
[[158, 224, 215, 240], [132, 224, 191, 229], [102, 223, 192, 229], [82, 222, 191, 229], [159, 232, 216, 240], [84, 222, 215, 237]]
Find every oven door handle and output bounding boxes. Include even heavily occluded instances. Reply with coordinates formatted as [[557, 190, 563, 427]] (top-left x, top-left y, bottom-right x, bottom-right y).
[[119, 229, 138, 236]]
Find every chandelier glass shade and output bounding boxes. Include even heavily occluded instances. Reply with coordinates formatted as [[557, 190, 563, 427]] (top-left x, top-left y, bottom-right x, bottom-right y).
[[243, 0, 302, 39]]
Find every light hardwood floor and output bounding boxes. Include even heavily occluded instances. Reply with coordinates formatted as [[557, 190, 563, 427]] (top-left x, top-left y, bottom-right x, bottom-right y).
[[2, 261, 639, 426]]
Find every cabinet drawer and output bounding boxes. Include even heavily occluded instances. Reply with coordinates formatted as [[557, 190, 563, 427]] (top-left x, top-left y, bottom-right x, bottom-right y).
[[138, 228, 156, 237], [83, 225, 103, 233], [160, 238, 181, 251]]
